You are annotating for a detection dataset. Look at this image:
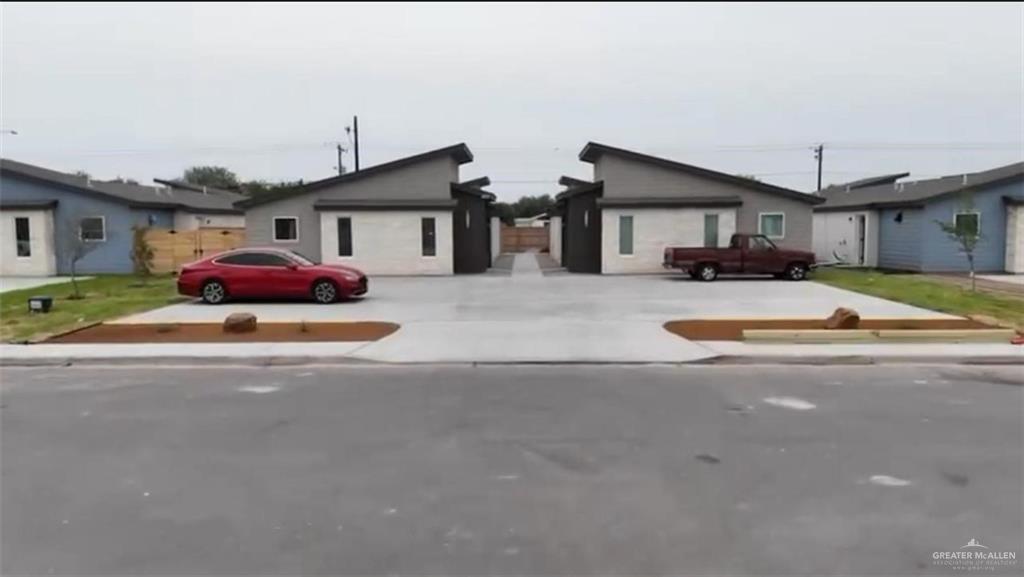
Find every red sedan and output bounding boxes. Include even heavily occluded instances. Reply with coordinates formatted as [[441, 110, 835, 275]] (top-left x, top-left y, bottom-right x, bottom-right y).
[[177, 248, 368, 304]]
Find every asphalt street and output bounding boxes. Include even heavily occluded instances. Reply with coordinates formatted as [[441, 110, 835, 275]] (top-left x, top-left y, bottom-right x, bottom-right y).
[[1, 365, 1021, 575]]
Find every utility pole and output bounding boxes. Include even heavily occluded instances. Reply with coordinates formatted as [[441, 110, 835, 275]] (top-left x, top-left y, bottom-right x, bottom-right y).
[[813, 144, 824, 191], [336, 143, 346, 175], [353, 116, 360, 171]]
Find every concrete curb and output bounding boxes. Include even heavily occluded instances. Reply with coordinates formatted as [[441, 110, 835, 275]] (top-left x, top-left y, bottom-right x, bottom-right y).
[[2, 355, 1021, 367]]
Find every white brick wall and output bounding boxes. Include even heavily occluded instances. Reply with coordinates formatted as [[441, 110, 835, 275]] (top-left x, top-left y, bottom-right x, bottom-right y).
[[601, 208, 736, 274], [0, 209, 56, 276], [1007, 205, 1023, 273], [549, 216, 562, 264], [319, 210, 454, 275]]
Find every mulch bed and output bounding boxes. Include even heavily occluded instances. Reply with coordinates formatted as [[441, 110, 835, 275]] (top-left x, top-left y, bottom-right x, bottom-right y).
[[46, 322, 400, 343], [664, 318, 991, 341]]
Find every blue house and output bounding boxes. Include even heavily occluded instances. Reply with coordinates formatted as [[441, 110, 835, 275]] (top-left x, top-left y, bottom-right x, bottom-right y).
[[0, 159, 245, 276], [813, 162, 1024, 273]]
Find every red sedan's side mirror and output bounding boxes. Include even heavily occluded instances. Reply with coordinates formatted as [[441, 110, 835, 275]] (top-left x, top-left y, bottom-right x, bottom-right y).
[[286, 263, 298, 271]]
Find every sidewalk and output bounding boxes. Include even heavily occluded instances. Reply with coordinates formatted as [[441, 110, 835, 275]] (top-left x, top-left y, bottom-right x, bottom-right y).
[[2, 339, 1019, 366]]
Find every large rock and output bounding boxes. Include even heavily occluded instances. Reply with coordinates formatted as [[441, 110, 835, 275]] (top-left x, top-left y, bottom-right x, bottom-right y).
[[825, 307, 860, 330], [223, 312, 257, 333]]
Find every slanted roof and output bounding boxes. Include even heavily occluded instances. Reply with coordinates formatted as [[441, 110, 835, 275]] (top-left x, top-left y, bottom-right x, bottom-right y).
[[596, 196, 743, 209], [578, 142, 824, 205], [0, 159, 244, 214], [822, 172, 911, 192], [555, 179, 603, 202], [236, 143, 474, 209], [816, 161, 1024, 212], [451, 178, 496, 202], [0, 198, 58, 210]]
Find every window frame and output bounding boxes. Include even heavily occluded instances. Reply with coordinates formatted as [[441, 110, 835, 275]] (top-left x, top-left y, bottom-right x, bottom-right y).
[[272, 216, 299, 243], [14, 216, 31, 258], [337, 216, 353, 258], [758, 212, 785, 240], [421, 216, 437, 258], [953, 211, 981, 237], [618, 214, 634, 256], [79, 216, 106, 242], [703, 213, 719, 248]]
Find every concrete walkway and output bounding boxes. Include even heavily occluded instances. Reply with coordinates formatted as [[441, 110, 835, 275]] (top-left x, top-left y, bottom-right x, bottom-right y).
[[0, 276, 89, 294]]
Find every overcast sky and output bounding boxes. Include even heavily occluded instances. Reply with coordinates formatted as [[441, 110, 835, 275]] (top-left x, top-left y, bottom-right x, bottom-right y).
[[2, 2, 1022, 200]]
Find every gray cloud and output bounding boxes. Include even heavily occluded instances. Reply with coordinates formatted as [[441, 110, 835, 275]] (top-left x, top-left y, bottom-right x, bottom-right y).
[[2, 2, 1021, 200]]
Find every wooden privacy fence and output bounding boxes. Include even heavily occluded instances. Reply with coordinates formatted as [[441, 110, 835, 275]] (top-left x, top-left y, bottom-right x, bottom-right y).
[[145, 228, 246, 273], [500, 225, 549, 253]]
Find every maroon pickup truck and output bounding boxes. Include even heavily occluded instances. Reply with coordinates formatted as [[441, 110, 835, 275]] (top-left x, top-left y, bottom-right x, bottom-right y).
[[663, 233, 816, 281]]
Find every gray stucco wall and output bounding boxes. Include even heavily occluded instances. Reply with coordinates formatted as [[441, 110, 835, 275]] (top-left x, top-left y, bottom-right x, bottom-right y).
[[592, 154, 816, 250], [245, 157, 460, 261], [877, 208, 923, 270], [921, 180, 1024, 272], [1, 174, 173, 274]]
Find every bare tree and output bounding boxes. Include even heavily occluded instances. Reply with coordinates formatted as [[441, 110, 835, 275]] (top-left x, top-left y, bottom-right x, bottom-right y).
[[935, 192, 983, 291], [56, 214, 104, 299]]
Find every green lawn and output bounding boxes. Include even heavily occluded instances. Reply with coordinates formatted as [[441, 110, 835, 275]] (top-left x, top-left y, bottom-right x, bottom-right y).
[[0, 275, 184, 342], [813, 268, 1024, 330]]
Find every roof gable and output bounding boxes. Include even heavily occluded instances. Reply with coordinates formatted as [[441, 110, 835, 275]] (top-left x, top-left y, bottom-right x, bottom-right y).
[[578, 142, 824, 205], [236, 143, 473, 209]]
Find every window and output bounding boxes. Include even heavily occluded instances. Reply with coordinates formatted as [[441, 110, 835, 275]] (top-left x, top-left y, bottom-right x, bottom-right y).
[[14, 217, 31, 257], [618, 215, 633, 255], [273, 217, 298, 242], [703, 214, 719, 248], [758, 213, 785, 239], [954, 212, 981, 237], [750, 235, 776, 252], [337, 217, 353, 257], [80, 217, 105, 242], [216, 252, 291, 266], [421, 217, 436, 257]]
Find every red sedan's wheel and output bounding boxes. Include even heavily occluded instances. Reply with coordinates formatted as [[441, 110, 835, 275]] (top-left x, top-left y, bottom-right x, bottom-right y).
[[312, 280, 338, 304], [201, 280, 227, 304]]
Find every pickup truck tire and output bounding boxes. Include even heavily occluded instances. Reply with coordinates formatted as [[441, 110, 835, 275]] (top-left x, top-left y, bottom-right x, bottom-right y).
[[696, 263, 719, 282], [784, 263, 809, 281]]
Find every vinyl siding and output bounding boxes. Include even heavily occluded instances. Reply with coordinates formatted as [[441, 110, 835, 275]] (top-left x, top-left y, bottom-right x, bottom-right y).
[[244, 156, 459, 262], [920, 181, 1023, 272], [877, 208, 923, 271], [592, 154, 815, 250], [0, 174, 174, 274]]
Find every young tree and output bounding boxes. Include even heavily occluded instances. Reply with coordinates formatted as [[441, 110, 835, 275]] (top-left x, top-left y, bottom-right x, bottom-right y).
[[56, 215, 104, 299], [182, 166, 240, 189], [935, 192, 983, 291], [130, 226, 155, 280]]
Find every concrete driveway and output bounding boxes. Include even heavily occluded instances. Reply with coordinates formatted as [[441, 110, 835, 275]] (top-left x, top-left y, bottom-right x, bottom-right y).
[[114, 255, 953, 363]]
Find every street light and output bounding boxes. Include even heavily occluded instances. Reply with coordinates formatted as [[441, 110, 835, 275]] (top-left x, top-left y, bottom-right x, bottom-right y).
[[1, 129, 18, 135]]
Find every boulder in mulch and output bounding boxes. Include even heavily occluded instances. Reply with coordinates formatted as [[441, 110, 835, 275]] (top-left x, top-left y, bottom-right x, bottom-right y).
[[824, 307, 860, 330], [223, 312, 257, 333]]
